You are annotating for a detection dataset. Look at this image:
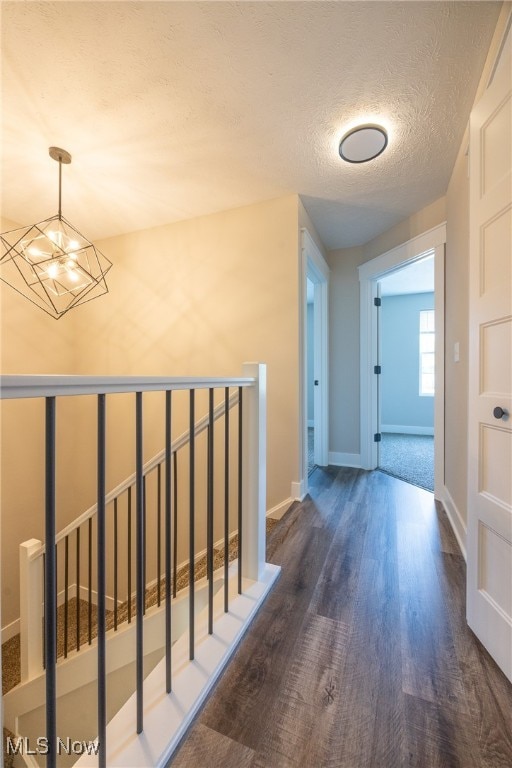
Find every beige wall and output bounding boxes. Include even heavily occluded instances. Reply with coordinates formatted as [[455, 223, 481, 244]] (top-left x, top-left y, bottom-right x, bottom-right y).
[[362, 197, 447, 263], [327, 246, 364, 455], [1, 195, 301, 627], [445, 145, 470, 520]]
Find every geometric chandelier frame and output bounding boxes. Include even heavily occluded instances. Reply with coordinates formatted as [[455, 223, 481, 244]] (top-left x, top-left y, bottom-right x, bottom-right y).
[[0, 147, 113, 319]]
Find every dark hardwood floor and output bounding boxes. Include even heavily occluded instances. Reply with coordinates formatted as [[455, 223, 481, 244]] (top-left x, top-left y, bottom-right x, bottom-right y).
[[169, 467, 512, 768]]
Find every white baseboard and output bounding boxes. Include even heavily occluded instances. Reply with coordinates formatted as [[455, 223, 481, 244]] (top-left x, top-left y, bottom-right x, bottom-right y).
[[382, 424, 434, 436], [75, 585, 119, 612], [440, 485, 467, 560], [267, 497, 293, 520], [291, 480, 306, 501], [1, 618, 20, 645], [328, 452, 361, 468]]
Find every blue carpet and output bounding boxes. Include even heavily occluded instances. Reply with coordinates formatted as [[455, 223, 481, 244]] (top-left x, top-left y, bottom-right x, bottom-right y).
[[379, 433, 434, 492]]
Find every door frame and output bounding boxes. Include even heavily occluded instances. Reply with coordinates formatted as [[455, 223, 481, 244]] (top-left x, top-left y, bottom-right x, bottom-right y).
[[358, 223, 446, 499], [300, 228, 329, 492]]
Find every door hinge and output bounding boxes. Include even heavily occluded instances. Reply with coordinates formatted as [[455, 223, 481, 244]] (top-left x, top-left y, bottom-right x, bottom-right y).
[[374, 297, 381, 307], [374, 432, 382, 442], [374, 365, 381, 374]]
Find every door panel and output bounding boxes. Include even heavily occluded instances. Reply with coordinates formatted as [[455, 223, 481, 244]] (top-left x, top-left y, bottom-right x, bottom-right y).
[[481, 204, 511, 308], [482, 92, 511, 194], [478, 522, 512, 620], [467, 39, 512, 681], [479, 424, 511, 506], [480, 319, 511, 395]]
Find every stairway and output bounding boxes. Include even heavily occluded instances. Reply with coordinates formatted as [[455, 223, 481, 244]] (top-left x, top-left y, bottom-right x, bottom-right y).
[[2, 519, 279, 766]]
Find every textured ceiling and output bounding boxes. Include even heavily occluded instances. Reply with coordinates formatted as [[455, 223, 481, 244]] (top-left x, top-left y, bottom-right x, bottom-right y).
[[1, 1, 501, 250]]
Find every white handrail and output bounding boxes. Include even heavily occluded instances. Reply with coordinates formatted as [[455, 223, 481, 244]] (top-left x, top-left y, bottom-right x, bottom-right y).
[[0, 374, 255, 399], [28, 390, 240, 559]]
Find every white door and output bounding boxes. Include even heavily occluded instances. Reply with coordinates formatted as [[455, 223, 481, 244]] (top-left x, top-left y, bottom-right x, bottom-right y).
[[467, 42, 512, 681]]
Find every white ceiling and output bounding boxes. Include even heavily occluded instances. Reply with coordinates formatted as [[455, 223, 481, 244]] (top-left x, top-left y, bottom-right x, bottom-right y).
[[1, 1, 501, 250], [380, 255, 434, 296]]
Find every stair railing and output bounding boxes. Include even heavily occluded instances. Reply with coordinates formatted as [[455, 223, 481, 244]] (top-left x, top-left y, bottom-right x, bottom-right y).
[[18, 387, 241, 682], [1, 363, 267, 768]]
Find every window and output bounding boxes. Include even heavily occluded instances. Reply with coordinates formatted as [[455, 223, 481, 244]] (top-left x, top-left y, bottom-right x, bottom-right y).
[[419, 309, 435, 395]]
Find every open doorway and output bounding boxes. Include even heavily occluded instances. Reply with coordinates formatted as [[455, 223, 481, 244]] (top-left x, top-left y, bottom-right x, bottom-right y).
[[377, 257, 435, 491], [358, 224, 445, 499]]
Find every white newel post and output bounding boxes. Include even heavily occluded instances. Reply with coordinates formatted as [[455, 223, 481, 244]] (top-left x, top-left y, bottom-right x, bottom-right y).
[[241, 363, 267, 582], [19, 538, 44, 681]]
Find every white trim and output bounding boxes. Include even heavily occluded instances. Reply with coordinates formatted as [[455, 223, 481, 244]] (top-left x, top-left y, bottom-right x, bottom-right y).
[[440, 486, 467, 561], [433, 243, 445, 501], [358, 224, 446, 503], [358, 223, 447, 281], [0, 374, 255, 400], [328, 452, 361, 468], [75, 564, 281, 768], [300, 228, 330, 498], [291, 480, 306, 501], [1, 618, 20, 644], [266, 497, 293, 520], [382, 425, 434, 436]]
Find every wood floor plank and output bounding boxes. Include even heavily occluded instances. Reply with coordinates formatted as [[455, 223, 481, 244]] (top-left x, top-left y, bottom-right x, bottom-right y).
[[395, 490, 470, 715], [250, 613, 350, 768], [403, 692, 480, 768], [171, 723, 255, 767], [310, 499, 369, 623], [324, 477, 405, 768]]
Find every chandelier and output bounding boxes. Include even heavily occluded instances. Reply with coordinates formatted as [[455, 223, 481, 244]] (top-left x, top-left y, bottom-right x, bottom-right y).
[[0, 147, 113, 319]]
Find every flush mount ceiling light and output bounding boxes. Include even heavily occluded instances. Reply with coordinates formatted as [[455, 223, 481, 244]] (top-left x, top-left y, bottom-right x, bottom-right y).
[[0, 147, 113, 319], [339, 124, 388, 163]]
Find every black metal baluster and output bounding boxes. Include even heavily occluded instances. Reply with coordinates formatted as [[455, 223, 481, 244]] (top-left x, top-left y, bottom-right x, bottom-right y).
[[97, 393, 107, 768], [189, 389, 195, 660], [114, 498, 118, 631], [76, 527, 81, 652], [224, 387, 230, 612], [55, 543, 58, 642], [88, 517, 92, 645], [238, 387, 243, 595], [128, 487, 132, 624], [207, 388, 214, 634], [157, 463, 161, 607], [165, 390, 172, 693], [135, 392, 144, 733], [44, 396, 57, 768], [64, 535, 69, 658], [143, 474, 147, 615], [173, 451, 178, 598], [42, 554, 46, 669]]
